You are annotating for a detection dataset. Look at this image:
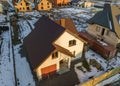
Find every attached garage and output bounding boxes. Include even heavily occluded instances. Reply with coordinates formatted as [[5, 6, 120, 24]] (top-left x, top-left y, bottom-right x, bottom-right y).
[[41, 64, 57, 79]]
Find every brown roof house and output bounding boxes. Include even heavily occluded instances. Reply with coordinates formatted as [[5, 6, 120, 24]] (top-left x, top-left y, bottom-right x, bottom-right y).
[[15, 0, 32, 12], [54, 0, 70, 6], [23, 16, 86, 80], [37, 0, 52, 11], [87, 4, 120, 48]]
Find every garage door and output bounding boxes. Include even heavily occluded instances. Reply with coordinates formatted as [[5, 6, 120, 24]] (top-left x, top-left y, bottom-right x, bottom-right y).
[[41, 64, 56, 79]]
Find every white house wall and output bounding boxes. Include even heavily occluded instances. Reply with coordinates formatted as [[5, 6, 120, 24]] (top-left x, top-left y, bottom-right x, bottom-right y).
[[54, 31, 84, 60], [35, 51, 70, 80]]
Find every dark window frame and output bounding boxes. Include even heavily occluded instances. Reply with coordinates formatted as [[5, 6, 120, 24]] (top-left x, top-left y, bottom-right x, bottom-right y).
[[41, 3, 43, 5], [69, 40, 76, 47], [41, 7, 44, 9], [52, 52, 58, 59]]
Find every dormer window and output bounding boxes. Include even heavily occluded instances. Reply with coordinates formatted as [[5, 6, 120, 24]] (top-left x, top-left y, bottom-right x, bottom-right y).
[[69, 40, 76, 47]]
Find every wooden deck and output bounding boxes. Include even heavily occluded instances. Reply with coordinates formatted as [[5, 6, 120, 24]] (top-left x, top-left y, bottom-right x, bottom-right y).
[[79, 31, 117, 59]]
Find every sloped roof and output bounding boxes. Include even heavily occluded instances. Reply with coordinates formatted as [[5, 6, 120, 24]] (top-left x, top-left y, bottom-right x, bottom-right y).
[[87, 4, 115, 32], [111, 4, 120, 38], [24, 16, 65, 69]]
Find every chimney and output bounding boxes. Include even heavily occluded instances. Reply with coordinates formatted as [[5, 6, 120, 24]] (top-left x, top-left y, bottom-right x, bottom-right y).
[[60, 19, 65, 28], [13, 0, 17, 5]]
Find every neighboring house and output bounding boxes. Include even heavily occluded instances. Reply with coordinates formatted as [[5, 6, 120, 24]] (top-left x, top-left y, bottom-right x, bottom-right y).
[[54, 0, 70, 6], [37, 0, 52, 11], [15, 0, 32, 12], [87, 4, 120, 47], [84, 1, 94, 8], [23, 16, 86, 80]]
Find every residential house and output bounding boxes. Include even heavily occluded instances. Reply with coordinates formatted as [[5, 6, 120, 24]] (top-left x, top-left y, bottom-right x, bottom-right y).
[[23, 16, 86, 80], [37, 0, 52, 11], [54, 0, 70, 6], [84, 1, 94, 8], [15, 0, 32, 12], [87, 4, 120, 47]]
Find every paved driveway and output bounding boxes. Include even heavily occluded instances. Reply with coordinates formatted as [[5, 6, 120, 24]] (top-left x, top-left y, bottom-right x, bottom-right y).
[[37, 59, 81, 86]]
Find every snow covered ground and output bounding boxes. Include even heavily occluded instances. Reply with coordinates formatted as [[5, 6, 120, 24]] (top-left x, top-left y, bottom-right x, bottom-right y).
[[14, 12, 38, 86], [0, 12, 37, 86], [0, 25, 15, 86], [75, 50, 120, 85], [14, 44, 35, 86]]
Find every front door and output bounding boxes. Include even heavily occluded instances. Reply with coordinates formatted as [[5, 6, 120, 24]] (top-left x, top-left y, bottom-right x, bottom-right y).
[[101, 28, 105, 36]]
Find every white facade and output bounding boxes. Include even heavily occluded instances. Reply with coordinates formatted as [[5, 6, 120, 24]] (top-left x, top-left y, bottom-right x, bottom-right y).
[[55, 31, 84, 60]]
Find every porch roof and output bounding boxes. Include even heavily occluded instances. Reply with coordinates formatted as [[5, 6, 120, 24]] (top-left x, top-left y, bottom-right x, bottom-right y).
[[54, 44, 75, 57]]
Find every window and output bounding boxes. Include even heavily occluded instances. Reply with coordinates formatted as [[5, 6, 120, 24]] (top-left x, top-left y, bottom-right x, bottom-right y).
[[41, 7, 43, 9], [96, 26, 100, 32], [27, 7, 29, 10], [69, 40, 76, 47], [48, 6, 50, 8], [52, 52, 58, 59], [47, 2, 49, 5], [21, 3, 22, 5], [26, 3, 29, 6], [106, 30, 110, 36], [41, 3, 43, 5]]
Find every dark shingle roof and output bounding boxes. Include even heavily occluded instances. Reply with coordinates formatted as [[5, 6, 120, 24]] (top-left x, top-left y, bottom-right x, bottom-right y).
[[23, 16, 65, 69], [87, 4, 115, 32]]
